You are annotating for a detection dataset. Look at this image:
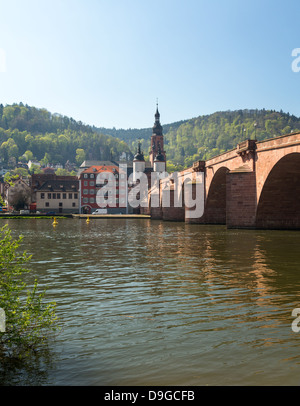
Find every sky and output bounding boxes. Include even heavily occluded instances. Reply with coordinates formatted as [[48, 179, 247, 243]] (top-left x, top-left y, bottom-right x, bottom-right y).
[[1, 0, 300, 129]]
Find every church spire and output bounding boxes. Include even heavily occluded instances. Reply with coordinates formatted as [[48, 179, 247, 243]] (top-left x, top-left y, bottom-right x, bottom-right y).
[[153, 100, 162, 137], [150, 101, 166, 166], [155, 99, 160, 122]]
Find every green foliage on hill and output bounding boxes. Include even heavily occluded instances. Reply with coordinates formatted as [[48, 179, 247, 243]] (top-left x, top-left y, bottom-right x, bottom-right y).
[[163, 109, 300, 168], [1, 104, 300, 172], [0, 103, 133, 169], [100, 108, 300, 171]]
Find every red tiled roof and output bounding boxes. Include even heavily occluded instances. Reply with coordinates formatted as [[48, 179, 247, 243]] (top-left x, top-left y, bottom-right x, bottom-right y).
[[82, 165, 119, 174]]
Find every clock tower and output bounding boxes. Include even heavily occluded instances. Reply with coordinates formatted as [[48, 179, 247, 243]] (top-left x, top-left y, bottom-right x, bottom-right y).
[[150, 103, 166, 167]]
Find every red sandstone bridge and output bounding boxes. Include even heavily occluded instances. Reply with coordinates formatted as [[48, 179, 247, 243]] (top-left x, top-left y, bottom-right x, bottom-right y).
[[143, 131, 300, 229]]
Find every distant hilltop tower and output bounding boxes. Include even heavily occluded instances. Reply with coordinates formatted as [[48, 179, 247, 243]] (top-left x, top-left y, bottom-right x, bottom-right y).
[[149, 102, 166, 167]]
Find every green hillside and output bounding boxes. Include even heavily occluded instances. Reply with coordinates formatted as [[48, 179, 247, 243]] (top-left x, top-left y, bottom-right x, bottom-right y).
[[0, 103, 133, 172], [1, 103, 300, 174], [164, 109, 300, 170], [99, 108, 300, 171]]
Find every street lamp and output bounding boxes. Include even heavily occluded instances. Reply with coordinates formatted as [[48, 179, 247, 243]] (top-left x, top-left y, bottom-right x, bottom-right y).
[[254, 122, 257, 140]]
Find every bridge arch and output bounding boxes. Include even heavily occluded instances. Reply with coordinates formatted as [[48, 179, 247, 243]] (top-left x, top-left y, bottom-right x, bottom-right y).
[[256, 152, 300, 229], [204, 166, 229, 224]]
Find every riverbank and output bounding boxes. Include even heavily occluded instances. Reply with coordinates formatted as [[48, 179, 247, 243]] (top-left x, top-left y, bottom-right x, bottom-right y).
[[72, 214, 151, 219], [0, 213, 72, 219], [0, 213, 150, 220]]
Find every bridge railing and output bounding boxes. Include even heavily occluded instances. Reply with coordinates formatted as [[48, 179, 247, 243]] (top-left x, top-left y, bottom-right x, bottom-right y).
[[236, 139, 257, 156]]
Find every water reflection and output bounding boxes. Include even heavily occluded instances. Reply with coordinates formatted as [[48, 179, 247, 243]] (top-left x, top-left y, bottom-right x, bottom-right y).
[[1, 219, 300, 385], [0, 344, 57, 386]]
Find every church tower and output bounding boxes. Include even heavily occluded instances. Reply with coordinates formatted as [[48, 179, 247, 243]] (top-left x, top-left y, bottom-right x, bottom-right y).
[[133, 140, 145, 182], [150, 103, 166, 167]]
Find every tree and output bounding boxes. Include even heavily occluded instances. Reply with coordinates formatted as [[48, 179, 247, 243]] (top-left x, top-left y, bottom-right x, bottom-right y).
[[75, 148, 86, 166], [0, 225, 58, 358], [18, 155, 27, 163], [12, 168, 29, 178], [23, 150, 34, 161], [3, 172, 16, 183], [7, 156, 17, 169], [40, 152, 51, 166], [8, 184, 31, 211], [55, 168, 76, 176], [29, 164, 42, 175]]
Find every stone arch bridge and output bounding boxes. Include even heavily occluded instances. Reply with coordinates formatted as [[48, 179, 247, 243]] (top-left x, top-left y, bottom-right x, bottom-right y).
[[144, 131, 300, 229]]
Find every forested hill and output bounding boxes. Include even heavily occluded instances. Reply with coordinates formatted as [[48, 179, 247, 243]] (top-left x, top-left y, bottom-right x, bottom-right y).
[[94, 119, 188, 149], [0, 103, 133, 170], [1, 103, 300, 173], [96, 109, 300, 171], [163, 109, 300, 170]]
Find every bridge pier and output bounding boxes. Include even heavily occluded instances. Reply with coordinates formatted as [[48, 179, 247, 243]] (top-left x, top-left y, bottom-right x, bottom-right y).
[[162, 185, 185, 221], [226, 169, 257, 229]]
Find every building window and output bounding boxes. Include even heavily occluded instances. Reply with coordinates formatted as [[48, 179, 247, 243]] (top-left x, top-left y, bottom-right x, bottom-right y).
[[53, 193, 56, 199], [90, 189, 95, 195], [83, 198, 88, 204], [90, 197, 95, 203], [72, 202, 76, 207], [69, 193, 73, 199], [59, 202, 63, 207], [63, 193, 66, 199], [84, 174, 88, 179], [45, 202, 49, 207], [90, 181, 94, 186], [74, 193, 78, 199], [84, 181, 88, 186], [48, 193, 51, 199], [41, 193, 45, 199], [90, 174, 95, 179], [57, 193, 61, 199]]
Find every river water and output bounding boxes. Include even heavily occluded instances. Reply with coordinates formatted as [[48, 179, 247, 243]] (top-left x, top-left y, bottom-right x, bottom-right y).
[[1, 218, 300, 386]]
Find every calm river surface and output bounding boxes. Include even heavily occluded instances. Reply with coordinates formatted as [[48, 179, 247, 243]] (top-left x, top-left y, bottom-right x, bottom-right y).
[[1, 218, 300, 386]]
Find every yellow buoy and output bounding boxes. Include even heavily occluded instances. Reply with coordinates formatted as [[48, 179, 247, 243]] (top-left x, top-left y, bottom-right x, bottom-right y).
[[52, 217, 58, 226], [86, 217, 90, 224]]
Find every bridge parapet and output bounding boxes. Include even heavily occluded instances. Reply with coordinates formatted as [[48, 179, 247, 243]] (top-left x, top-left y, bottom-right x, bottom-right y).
[[256, 131, 300, 152], [192, 160, 205, 172], [236, 139, 256, 157]]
